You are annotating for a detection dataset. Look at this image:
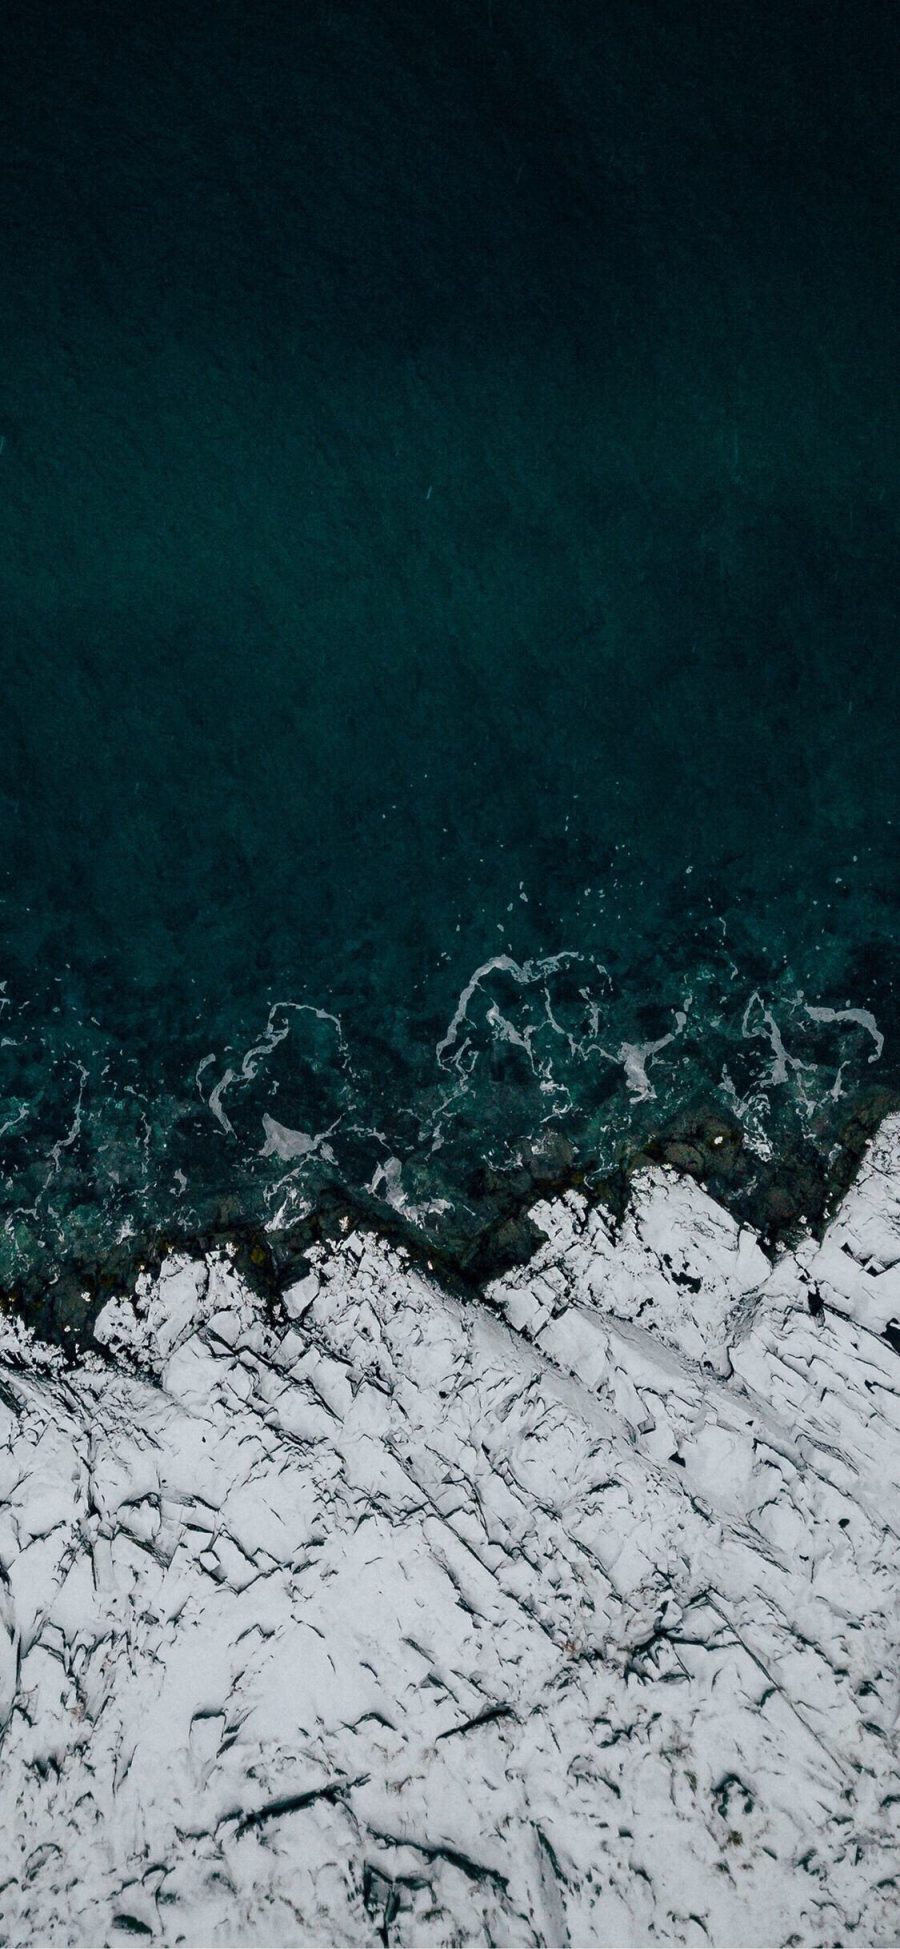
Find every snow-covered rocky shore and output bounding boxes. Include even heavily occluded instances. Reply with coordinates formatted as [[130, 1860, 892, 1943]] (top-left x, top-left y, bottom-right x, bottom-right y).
[[1, 1121, 899, 1947]]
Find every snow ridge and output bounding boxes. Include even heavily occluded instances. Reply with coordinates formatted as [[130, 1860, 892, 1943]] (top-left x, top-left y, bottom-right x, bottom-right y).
[[1, 1123, 899, 1945]]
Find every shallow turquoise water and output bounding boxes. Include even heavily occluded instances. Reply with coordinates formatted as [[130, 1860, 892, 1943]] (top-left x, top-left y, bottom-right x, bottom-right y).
[[1, 0, 899, 1281]]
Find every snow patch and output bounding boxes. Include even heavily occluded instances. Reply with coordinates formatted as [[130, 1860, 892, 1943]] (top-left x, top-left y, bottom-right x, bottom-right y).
[[1, 1125, 900, 1945]]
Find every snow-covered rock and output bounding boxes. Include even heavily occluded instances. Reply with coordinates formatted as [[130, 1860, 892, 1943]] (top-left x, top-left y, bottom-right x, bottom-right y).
[[1, 1126, 899, 1945]]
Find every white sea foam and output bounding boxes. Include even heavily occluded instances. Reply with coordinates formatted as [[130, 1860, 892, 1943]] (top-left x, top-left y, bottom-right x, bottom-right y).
[[436, 950, 604, 1076], [198, 1000, 351, 1140], [369, 1153, 454, 1223], [259, 1112, 339, 1164], [618, 1008, 687, 1101], [805, 1001, 884, 1062]]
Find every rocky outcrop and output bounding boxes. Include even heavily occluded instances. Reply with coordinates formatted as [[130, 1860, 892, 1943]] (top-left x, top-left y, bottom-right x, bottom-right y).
[[1, 1123, 899, 1945]]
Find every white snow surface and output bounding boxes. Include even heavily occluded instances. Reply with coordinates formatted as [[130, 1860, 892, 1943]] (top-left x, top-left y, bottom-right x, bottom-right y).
[[1, 1124, 900, 1946]]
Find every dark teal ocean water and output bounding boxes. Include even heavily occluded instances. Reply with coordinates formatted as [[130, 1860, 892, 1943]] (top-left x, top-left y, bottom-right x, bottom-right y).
[[2, 0, 899, 1286]]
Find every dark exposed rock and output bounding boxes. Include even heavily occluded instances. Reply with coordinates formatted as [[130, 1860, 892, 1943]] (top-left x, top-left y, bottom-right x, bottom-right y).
[[661, 1141, 705, 1177], [4, 1092, 900, 1356]]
